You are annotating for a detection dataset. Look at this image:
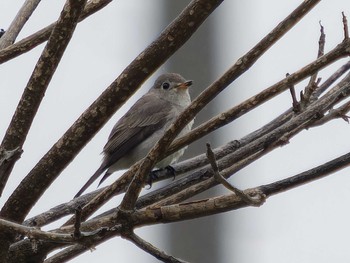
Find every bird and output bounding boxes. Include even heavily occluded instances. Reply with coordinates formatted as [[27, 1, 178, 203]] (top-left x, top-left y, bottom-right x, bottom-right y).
[[74, 73, 193, 198]]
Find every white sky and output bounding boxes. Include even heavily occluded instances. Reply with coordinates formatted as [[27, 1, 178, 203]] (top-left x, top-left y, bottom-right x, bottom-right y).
[[1, 0, 350, 262]]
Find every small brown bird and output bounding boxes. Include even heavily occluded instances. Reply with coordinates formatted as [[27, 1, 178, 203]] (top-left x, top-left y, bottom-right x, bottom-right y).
[[75, 73, 193, 197]]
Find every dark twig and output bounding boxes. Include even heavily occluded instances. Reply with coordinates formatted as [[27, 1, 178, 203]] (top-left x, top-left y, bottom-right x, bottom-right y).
[[342, 12, 349, 40], [125, 232, 188, 263], [302, 21, 325, 105], [73, 206, 82, 239], [310, 99, 350, 126], [314, 60, 350, 97], [0, 147, 23, 197], [287, 73, 301, 112], [206, 143, 264, 206]]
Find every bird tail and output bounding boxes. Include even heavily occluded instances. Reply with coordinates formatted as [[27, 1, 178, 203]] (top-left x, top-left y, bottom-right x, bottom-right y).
[[74, 166, 106, 198], [98, 171, 112, 187]]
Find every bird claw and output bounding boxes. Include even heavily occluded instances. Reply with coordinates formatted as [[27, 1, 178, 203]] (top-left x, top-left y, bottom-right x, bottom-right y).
[[165, 165, 176, 180], [147, 165, 177, 189], [147, 172, 159, 189]]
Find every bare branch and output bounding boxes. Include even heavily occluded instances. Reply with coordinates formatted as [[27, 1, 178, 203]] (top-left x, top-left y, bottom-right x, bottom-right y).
[[125, 232, 188, 263], [206, 143, 264, 206], [73, 206, 82, 239], [343, 12, 349, 40], [0, 0, 41, 49], [0, 219, 74, 244], [302, 21, 325, 103], [0, 0, 112, 64]]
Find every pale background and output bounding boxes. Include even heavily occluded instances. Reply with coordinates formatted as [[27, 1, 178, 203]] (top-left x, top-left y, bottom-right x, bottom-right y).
[[1, 1, 349, 262]]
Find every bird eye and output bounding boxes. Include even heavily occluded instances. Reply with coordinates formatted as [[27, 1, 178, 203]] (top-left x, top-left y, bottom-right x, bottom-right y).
[[162, 82, 170, 90]]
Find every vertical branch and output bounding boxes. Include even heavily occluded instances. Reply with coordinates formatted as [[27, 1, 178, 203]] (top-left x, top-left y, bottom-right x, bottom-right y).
[[0, 0, 41, 49]]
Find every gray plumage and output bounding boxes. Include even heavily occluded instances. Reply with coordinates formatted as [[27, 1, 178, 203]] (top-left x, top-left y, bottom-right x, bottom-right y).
[[75, 73, 193, 197]]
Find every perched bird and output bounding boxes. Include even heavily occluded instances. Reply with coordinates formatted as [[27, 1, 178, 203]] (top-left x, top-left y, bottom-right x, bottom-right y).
[[75, 73, 193, 197]]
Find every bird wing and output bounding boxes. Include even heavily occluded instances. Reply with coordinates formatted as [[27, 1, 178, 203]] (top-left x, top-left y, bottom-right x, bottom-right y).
[[74, 95, 172, 198], [101, 94, 173, 169]]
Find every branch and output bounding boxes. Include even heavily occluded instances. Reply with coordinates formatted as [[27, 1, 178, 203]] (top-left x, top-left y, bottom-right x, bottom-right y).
[[206, 143, 264, 206], [0, 219, 74, 244], [0, 0, 41, 49], [125, 232, 188, 263], [0, 0, 112, 64]]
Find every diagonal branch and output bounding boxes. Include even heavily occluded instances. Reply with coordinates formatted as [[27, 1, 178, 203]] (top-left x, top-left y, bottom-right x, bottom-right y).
[[0, 0, 41, 49], [0, 0, 112, 64], [125, 232, 188, 263]]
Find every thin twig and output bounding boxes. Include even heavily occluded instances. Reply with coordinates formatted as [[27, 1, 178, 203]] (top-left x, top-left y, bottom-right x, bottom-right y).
[[342, 12, 349, 40], [310, 99, 350, 126], [303, 21, 326, 103], [314, 60, 350, 97], [0, 0, 41, 49], [73, 206, 82, 239], [287, 73, 301, 112], [0, 219, 74, 244], [125, 232, 188, 263], [206, 143, 263, 206]]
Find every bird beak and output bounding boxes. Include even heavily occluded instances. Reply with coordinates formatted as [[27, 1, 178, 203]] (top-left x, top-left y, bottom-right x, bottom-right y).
[[177, 80, 193, 90]]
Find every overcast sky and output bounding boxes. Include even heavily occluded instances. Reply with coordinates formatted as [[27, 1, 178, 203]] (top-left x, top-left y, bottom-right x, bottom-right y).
[[1, 1, 350, 262]]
